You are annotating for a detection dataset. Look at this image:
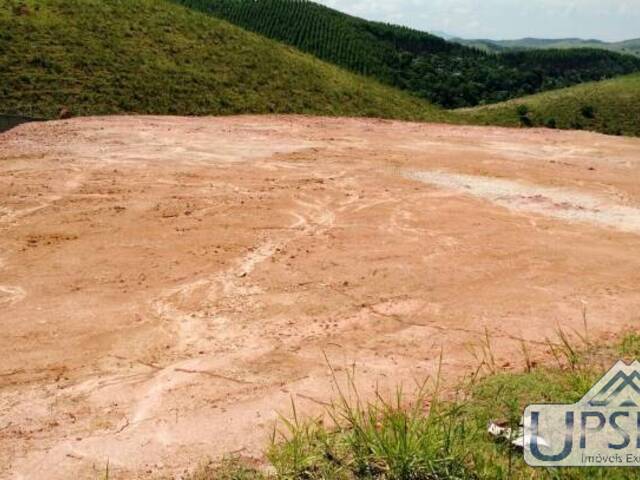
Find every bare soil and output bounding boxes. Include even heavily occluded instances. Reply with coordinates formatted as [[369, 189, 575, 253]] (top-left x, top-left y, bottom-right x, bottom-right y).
[[1, 115, 640, 479]]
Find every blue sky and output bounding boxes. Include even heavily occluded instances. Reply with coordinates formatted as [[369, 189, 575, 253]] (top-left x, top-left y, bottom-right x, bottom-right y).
[[315, 0, 640, 42]]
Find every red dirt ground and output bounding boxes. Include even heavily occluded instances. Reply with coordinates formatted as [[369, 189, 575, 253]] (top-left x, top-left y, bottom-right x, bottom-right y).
[[1, 115, 639, 479]]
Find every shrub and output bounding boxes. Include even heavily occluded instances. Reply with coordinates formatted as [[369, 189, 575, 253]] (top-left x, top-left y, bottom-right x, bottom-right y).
[[581, 105, 596, 119], [516, 104, 532, 127]]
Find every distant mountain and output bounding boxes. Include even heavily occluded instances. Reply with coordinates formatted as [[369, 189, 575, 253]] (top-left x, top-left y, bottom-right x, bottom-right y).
[[449, 36, 640, 58], [172, 0, 640, 108], [430, 30, 455, 41]]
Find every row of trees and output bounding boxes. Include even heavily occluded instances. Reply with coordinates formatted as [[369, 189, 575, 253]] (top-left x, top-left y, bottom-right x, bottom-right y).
[[174, 0, 640, 108]]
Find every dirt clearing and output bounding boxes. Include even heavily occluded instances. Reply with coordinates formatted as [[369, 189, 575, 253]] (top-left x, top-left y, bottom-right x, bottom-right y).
[[1, 115, 640, 479]]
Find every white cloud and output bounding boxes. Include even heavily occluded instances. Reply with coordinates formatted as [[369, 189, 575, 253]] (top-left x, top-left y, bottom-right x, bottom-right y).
[[313, 0, 640, 41]]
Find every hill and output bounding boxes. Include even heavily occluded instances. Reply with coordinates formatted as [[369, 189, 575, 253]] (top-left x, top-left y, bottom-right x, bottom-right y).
[[173, 0, 640, 108], [2, 0, 639, 138], [0, 0, 443, 121], [457, 73, 640, 137], [452, 37, 640, 58]]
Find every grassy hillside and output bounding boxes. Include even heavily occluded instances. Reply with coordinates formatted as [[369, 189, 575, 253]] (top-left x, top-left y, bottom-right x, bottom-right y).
[[0, 0, 444, 121], [457, 73, 640, 137], [2, 0, 638, 138], [452, 37, 640, 58], [173, 0, 640, 108]]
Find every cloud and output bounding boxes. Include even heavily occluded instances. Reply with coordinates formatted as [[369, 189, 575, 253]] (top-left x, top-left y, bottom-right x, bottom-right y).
[[313, 0, 639, 41]]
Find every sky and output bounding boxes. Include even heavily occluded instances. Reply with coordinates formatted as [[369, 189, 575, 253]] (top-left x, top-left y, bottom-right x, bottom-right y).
[[315, 0, 640, 42]]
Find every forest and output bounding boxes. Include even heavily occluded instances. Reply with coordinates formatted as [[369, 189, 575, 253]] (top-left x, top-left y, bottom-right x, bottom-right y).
[[173, 0, 640, 108]]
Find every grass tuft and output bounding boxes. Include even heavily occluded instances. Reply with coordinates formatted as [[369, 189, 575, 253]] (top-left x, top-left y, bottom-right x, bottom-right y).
[[619, 332, 640, 359], [262, 332, 640, 479], [184, 458, 266, 480]]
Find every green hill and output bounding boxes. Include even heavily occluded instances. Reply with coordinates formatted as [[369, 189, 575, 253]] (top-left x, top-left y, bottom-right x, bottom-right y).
[[457, 73, 640, 137], [2, 0, 639, 139], [0, 0, 444, 121], [452, 37, 640, 58], [173, 0, 640, 108]]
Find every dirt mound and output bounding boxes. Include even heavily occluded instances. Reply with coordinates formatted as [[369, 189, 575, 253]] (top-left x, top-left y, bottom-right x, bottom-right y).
[[1, 116, 640, 479]]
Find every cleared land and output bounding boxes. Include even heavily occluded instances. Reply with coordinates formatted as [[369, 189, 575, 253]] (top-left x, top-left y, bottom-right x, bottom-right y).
[[1, 116, 640, 479]]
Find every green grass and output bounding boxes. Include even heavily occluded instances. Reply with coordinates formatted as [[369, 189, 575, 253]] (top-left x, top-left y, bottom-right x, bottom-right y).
[[2, 0, 639, 139], [191, 332, 640, 480], [172, 0, 640, 108], [619, 333, 640, 358], [0, 0, 444, 121], [457, 73, 640, 137]]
